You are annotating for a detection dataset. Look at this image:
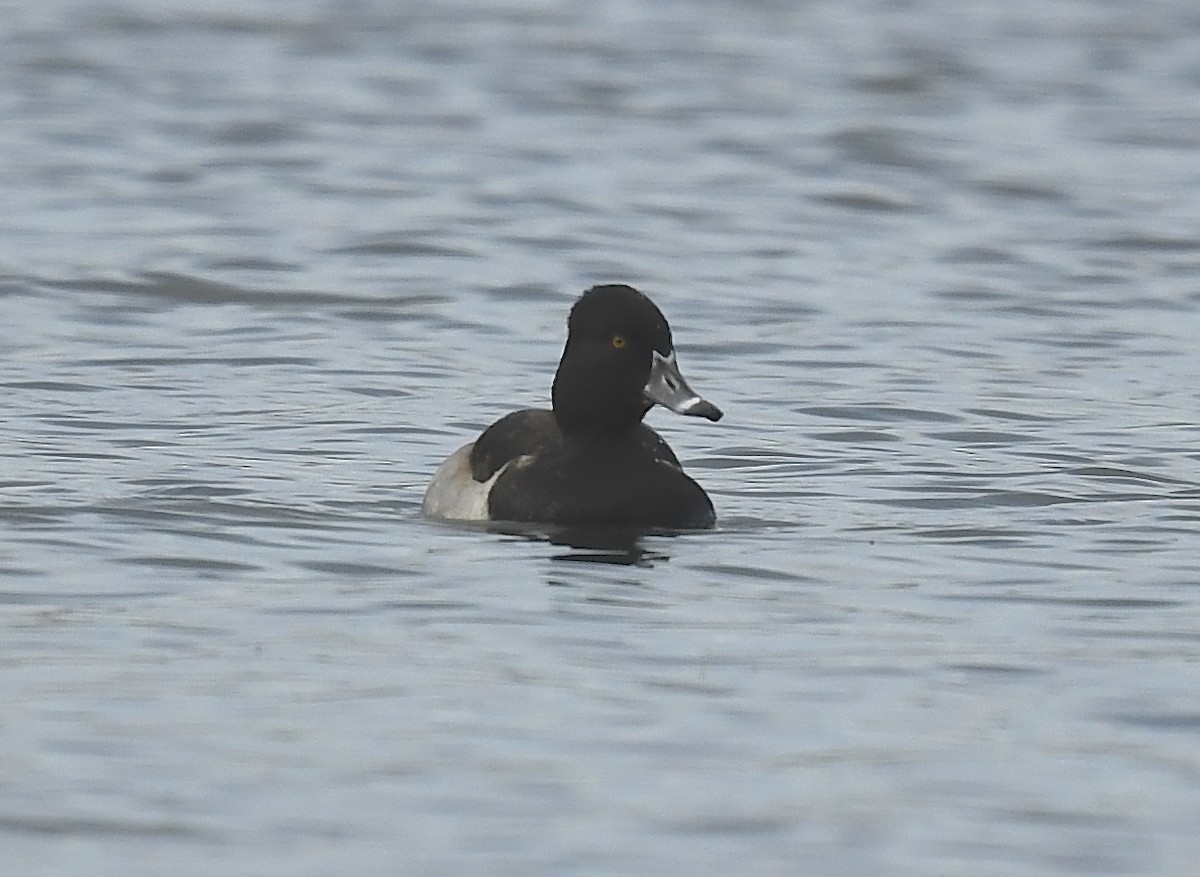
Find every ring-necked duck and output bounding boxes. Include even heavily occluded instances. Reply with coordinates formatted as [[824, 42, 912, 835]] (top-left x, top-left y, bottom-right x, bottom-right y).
[[422, 284, 723, 528]]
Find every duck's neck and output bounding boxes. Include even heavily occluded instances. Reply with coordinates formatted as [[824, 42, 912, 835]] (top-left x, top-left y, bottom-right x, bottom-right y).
[[551, 354, 648, 439]]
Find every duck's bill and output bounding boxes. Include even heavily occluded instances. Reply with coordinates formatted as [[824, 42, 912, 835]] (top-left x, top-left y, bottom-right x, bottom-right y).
[[644, 350, 723, 422]]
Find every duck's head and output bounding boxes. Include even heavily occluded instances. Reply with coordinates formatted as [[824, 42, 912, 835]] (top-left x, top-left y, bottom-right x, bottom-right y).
[[551, 284, 722, 437]]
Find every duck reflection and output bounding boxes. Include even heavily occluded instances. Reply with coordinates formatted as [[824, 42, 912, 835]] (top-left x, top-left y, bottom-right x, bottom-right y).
[[546, 525, 667, 566], [491, 522, 671, 566]]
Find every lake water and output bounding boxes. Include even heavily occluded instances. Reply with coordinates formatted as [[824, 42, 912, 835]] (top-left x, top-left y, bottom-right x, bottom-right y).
[[3, 1, 1200, 875]]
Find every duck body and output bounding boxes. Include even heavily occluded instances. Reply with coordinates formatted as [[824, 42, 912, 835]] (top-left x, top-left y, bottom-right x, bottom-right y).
[[422, 285, 722, 529]]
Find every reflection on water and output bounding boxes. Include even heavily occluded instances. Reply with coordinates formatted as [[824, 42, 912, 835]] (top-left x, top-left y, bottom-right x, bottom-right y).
[[483, 522, 669, 567], [547, 526, 665, 567]]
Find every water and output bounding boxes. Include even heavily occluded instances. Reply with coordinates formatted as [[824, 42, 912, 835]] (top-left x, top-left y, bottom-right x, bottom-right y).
[[3, 1, 1200, 874]]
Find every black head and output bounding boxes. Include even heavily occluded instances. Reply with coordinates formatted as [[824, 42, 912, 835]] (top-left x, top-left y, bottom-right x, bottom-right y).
[[551, 284, 721, 437]]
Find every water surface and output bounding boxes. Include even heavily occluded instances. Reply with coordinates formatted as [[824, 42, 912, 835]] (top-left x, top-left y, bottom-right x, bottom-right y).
[[3, 2, 1200, 875]]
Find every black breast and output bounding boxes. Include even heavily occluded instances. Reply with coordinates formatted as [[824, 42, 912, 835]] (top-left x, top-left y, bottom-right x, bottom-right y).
[[483, 422, 712, 528]]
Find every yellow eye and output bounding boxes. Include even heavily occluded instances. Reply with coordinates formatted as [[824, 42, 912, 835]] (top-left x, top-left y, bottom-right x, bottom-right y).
[[611, 335, 627, 349]]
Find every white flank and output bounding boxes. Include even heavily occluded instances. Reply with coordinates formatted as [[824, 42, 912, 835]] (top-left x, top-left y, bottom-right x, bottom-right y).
[[422, 443, 504, 521]]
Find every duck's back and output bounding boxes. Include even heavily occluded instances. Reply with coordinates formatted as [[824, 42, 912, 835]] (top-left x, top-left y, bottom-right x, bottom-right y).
[[470, 409, 560, 481]]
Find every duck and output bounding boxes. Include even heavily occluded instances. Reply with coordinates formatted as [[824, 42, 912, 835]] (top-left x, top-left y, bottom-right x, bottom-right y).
[[422, 284, 723, 529]]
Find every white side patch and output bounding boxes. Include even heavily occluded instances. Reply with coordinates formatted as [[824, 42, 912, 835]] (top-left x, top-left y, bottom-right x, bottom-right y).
[[422, 443, 506, 522]]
